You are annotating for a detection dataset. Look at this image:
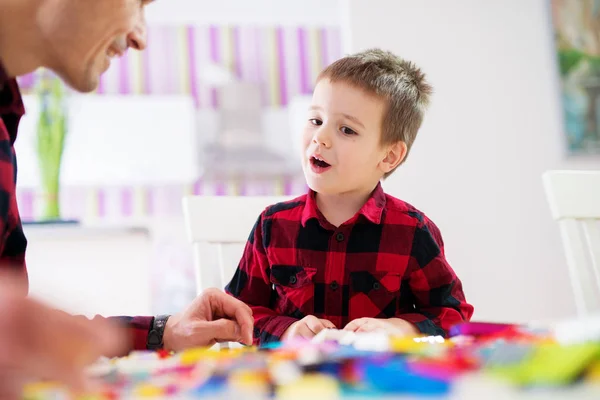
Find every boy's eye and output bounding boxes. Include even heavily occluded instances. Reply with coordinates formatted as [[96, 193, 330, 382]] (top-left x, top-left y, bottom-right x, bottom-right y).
[[341, 126, 357, 135], [309, 118, 322, 126]]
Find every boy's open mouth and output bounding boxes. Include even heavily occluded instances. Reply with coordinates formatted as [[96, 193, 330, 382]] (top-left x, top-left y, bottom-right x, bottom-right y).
[[310, 156, 331, 168]]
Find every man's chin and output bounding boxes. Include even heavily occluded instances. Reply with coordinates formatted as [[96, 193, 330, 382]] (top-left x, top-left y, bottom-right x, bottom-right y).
[[53, 69, 100, 94], [69, 75, 99, 94]]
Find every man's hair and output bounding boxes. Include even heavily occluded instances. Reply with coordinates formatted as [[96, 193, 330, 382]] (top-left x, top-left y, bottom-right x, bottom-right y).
[[318, 48, 432, 177]]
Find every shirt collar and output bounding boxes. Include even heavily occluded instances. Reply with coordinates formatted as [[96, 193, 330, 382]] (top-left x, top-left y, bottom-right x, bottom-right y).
[[301, 181, 387, 228], [0, 58, 9, 89]]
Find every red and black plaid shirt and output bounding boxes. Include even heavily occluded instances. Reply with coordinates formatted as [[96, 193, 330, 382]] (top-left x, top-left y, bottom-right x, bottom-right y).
[[226, 182, 474, 345], [0, 61, 152, 354]]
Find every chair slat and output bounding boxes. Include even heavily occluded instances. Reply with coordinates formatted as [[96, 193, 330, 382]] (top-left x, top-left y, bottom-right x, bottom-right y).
[[544, 170, 600, 317], [582, 220, 600, 300], [217, 243, 227, 290], [558, 220, 595, 315]]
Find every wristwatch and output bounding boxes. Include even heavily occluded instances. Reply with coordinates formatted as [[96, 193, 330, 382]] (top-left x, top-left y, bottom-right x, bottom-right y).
[[146, 314, 170, 350]]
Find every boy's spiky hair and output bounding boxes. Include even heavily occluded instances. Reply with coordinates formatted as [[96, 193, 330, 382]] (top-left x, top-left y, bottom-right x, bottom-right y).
[[318, 48, 432, 178]]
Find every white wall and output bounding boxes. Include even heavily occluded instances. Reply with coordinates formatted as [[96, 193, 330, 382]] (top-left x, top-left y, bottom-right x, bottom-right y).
[[345, 0, 600, 323]]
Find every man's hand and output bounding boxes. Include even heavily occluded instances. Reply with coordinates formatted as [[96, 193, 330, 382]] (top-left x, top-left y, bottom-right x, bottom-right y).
[[0, 275, 127, 400], [281, 315, 336, 341], [343, 317, 419, 336], [162, 288, 253, 351]]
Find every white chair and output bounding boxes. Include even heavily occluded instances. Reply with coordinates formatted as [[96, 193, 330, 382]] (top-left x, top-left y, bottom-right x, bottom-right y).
[[182, 194, 293, 350], [543, 170, 600, 317], [181, 195, 293, 295]]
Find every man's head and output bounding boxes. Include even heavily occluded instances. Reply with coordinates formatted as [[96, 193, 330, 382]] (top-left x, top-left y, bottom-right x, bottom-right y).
[[301, 49, 432, 196], [37, 0, 152, 92]]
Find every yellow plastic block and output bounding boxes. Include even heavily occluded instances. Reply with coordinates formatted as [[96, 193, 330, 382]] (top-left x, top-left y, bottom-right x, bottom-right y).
[[276, 373, 340, 400], [489, 343, 600, 386], [229, 370, 270, 396], [390, 335, 449, 355], [180, 348, 216, 365], [134, 383, 164, 397], [587, 360, 600, 382]]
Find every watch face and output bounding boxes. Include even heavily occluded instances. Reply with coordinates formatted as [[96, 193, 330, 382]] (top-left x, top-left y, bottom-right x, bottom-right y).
[[148, 331, 161, 346], [156, 315, 170, 328]]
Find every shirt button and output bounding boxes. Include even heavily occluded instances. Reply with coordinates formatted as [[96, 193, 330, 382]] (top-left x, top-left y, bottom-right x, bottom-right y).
[[335, 232, 344, 242], [289, 275, 297, 285], [372, 282, 381, 290], [330, 281, 339, 291]]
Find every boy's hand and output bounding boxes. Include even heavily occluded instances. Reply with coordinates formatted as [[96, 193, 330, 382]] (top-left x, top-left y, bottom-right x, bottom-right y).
[[343, 318, 419, 336], [281, 315, 336, 341]]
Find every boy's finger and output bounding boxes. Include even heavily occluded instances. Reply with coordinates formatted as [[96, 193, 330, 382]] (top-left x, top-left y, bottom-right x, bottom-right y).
[[343, 322, 357, 332], [356, 321, 377, 333], [320, 319, 336, 329], [298, 326, 315, 339], [343, 318, 367, 332], [305, 316, 327, 335]]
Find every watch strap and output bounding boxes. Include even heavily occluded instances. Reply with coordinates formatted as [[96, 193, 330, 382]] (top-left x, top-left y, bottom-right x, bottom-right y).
[[147, 314, 170, 350]]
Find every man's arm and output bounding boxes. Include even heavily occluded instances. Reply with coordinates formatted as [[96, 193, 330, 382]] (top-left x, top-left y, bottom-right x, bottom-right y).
[[396, 217, 474, 337], [89, 289, 256, 355], [225, 213, 297, 345]]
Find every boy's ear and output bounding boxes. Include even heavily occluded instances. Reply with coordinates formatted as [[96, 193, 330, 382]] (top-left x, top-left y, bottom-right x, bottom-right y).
[[380, 141, 407, 173]]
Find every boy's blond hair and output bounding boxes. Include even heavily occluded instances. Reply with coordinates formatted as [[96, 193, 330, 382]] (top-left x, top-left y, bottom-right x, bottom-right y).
[[318, 48, 432, 178]]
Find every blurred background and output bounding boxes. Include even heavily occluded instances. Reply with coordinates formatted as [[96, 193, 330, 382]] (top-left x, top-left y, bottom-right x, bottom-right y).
[[15, 0, 600, 326]]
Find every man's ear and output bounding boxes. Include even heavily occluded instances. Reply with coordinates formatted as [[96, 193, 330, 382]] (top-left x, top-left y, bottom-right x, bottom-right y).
[[379, 141, 407, 173]]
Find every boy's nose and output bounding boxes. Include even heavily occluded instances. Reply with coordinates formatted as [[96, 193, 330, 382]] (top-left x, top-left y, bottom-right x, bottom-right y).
[[313, 128, 332, 148]]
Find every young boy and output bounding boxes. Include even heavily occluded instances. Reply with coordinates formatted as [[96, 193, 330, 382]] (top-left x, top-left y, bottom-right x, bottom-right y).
[[225, 49, 474, 345]]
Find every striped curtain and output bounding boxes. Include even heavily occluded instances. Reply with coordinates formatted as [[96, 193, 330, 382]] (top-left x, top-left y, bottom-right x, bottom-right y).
[[18, 25, 343, 109]]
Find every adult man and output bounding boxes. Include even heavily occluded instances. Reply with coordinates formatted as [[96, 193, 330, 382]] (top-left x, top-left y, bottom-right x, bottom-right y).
[[0, 0, 253, 397]]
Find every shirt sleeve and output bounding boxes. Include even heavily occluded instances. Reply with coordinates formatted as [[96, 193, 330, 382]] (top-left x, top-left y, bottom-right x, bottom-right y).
[[106, 315, 154, 354], [0, 136, 28, 291], [397, 217, 474, 337], [225, 213, 297, 346]]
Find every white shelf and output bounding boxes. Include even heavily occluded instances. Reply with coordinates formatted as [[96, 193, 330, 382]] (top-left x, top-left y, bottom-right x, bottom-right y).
[[22, 222, 150, 240]]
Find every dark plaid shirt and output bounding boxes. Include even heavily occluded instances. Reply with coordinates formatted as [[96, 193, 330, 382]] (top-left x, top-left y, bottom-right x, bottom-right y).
[[0, 61, 153, 354], [226, 182, 474, 345]]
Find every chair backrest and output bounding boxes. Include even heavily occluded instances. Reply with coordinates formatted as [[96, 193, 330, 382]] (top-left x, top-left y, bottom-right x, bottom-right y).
[[543, 170, 600, 316], [182, 195, 293, 295]]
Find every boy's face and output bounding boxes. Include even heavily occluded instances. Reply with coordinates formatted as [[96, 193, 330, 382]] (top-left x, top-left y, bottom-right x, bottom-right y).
[[38, 0, 152, 92], [302, 79, 399, 196]]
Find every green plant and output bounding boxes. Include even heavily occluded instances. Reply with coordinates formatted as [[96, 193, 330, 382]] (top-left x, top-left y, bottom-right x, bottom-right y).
[[557, 48, 600, 77], [36, 72, 68, 220]]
